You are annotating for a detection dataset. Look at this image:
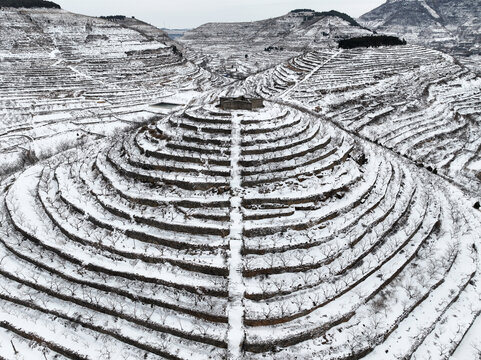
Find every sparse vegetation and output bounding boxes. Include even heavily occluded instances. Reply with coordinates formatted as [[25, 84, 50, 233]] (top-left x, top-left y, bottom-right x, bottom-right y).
[[291, 9, 364, 28], [264, 46, 284, 52], [0, 0, 60, 9]]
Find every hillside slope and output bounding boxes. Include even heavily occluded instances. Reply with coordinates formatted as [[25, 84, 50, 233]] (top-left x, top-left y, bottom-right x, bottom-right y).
[[1, 98, 481, 359], [0, 0, 60, 9], [180, 9, 373, 78], [106, 16, 177, 46], [360, 0, 481, 69], [232, 45, 481, 196], [0, 7, 227, 179], [1, 5, 481, 360]]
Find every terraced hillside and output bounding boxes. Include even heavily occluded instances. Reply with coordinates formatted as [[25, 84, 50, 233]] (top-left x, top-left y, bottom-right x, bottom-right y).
[[0, 100, 480, 359], [0, 7, 227, 179], [234, 44, 481, 195], [179, 10, 372, 79], [460, 55, 481, 75], [1, 2, 481, 359], [359, 0, 481, 70]]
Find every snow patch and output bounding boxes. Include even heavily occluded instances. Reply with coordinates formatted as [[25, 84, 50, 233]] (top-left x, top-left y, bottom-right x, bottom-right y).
[[420, 1, 441, 20], [227, 113, 246, 359]]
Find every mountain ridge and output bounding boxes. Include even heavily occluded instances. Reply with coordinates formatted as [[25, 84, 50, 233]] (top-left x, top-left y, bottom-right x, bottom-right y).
[[0, 0, 60, 9], [179, 9, 374, 78], [359, 0, 481, 59]]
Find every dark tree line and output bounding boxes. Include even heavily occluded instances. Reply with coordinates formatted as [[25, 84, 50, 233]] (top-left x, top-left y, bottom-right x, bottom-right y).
[[100, 15, 127, 21], [0, 0, 60, 8], [338, 36, 407, 49], [291, 9, 315, 13], [264, 46, 284, 52]]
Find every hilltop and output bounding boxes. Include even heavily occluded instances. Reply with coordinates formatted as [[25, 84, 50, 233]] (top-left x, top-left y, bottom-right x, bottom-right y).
[[0, 0, 60, 8], [101, 15, 177, 45]]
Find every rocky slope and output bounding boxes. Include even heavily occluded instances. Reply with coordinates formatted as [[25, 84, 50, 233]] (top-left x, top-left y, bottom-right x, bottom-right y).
[[360, 0, 481, 70], [180, 10, 373, 78]]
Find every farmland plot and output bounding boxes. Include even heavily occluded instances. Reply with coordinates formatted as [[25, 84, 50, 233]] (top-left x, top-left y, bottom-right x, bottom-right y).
[[0, 8, 227, 179], [1, 102, 480, 359], [234, 45, 481, 195]]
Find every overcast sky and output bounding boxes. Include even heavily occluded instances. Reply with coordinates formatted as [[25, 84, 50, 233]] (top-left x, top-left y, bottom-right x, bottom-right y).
[[54, 0, 385, 29]]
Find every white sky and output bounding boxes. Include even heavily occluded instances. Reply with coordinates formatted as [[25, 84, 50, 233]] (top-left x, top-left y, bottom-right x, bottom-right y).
[[54, 0, 386, 29]]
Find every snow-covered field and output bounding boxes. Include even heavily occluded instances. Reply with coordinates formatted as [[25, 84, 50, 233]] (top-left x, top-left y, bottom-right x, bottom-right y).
[[2, 98, 481, 359], [0, 8, 228, 180], [232, 45, 481, 196], [1, 4, 481, 360], [179, 10, 372, 79]]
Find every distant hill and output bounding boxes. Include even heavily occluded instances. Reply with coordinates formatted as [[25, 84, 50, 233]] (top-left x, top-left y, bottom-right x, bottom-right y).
[[102, 15, 176, 46], [359, 0, 481, 57], [0, 0, 60, 8], [180, 9, 373, 78], [0, 5, 225, 176], [162, 28, 192, 40], [291, 9, 365, 28]]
